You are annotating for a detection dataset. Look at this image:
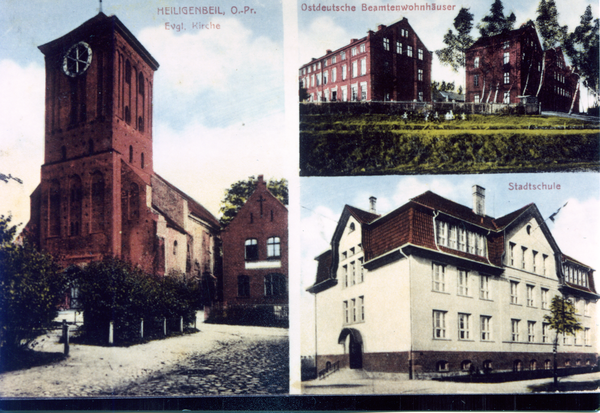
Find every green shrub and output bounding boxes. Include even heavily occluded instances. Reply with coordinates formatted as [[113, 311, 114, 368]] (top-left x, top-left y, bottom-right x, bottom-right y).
[[0, 216, 67, 359]]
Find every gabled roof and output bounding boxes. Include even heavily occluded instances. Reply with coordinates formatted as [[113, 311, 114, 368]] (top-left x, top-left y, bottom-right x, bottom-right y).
[[469, 22, 537, 50], [346, 205, 379, 224], [410, 191, 497, 229], [153, 173, 219, 229]]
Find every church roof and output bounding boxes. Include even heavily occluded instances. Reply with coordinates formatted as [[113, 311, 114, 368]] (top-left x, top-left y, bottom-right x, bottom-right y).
[[153, 173, 219, 229]]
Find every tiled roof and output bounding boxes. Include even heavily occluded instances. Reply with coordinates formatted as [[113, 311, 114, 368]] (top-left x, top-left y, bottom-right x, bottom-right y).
[[153, 173, 220, 228], [493, 204, 534, 229], [314, 250, 333, 285], [410, 191, 497, 229], [345, 205, 379, 224], [469, 24, 533, 49], [562, 253, 593, 270]]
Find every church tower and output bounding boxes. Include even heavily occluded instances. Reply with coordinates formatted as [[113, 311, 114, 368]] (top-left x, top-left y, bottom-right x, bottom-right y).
[[35, 13, 159, 266]]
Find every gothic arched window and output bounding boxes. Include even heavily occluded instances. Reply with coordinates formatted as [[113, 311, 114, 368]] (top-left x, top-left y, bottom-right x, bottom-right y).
[[91, 171, 105, 232], [49, 180, 61, 237], [69, 175, 83, 236], [129, 182, 139, 219]]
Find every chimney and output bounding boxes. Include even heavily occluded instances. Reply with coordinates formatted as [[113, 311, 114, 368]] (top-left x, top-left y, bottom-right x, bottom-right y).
[[257, 175, 265, 187], [369, 196, 377, 214], [326, 49, 332, 54], [472, 185, 485, 216], [377, 24, 386, 31], [351, 38, 358, 43]]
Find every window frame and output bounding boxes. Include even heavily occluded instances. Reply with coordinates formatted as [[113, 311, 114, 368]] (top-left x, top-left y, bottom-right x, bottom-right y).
[[245, 238, 259, 261], [266, 236, 281, 259]]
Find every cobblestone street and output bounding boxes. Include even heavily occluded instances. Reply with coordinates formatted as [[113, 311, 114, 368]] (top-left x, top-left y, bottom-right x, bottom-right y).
[[100, 336, 288, 396], [0, 321, 288, 398]]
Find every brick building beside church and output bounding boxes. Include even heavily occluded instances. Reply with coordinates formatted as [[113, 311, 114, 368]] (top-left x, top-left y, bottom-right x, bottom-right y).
[[24, 13, 220, 289], [299, 18, 432, 103], [220, 176, 288, 323]]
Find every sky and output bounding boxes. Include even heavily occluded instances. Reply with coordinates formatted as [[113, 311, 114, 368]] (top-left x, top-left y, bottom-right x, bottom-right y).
[[0, 0, 289, 227], [300, 173, 600, 355], [298, 0, 599, 108]]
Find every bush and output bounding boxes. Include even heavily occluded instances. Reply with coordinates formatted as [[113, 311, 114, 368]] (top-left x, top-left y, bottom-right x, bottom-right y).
[[71, 258, 201, 345], [0, 216, 67, 359]]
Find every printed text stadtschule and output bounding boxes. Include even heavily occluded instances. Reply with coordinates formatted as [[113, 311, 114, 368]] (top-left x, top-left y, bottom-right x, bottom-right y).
[[301, 3, 457, 12], [508, 182, 561, 191]]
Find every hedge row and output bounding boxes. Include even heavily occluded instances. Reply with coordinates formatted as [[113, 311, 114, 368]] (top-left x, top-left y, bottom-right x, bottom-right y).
[[300, 131, 600, 176], [69, 258, 202, 345]]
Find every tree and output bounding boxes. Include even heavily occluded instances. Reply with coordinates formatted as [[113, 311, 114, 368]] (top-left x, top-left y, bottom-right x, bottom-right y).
[[219, 176, 288, 227], [534, 0, 568, 98], [477, 0, 516, 38], [299, 80, 310, 102], [563, 5, 600, 111], [544, 295, 582, 386], [0, 216, 67, 358], [436, 7, 475, 72]]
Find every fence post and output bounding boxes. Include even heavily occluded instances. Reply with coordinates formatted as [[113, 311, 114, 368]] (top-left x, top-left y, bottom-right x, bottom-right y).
[[62, 319, 69, 357], [163, 317, 167, 336], [180, 316, 183, 333], [140, 318, 144, 339], [109, 321, 114, 345]]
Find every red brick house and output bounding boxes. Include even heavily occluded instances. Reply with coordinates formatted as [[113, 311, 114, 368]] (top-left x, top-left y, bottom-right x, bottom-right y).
[[465, 22, 579, 112], [220, 176, 288, 323], [299, 18, 432, 103], [24, 13, 220, 289]]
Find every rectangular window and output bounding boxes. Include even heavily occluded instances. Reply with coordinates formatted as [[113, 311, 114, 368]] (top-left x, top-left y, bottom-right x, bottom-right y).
[[332, 67, 337, 82], [585, 328, 590, 345], [527, 285, 534, 307], [316, 73, 321, 86], [542, 323, 549, 343], [343, 265, 348, 288], [351, 261, 356, 286], [383, 37, 390, 51], [342, 65, 347, 80], [359, 258, 364, 283], [504, 72, 510, 84], [432, 263, 445, 292], [458, 313, 470, 340], [341, 51, 346, 60], [418, 91, 423, 102], [359, 296, 365, 321], [458, 270, 469, 296], [360, 58, 366, 76], [352, 61, 358, 78], [342, 86, 348, 101], [521, 246, 527, 269], [474, 94, 480, 103], [541, 288, 549, 309], [476, 234, 485, 256], [360, 82, 367, 100], [480, 275, 490, 300], [448, 225, 457, 249], [510, 242, 515, 266], [503, 91, 510, 104], [528, 321, 535, 342], [532, 251, 538, 273], [418, 69, 423, 81], [418, 48, 423, 60], [360, 43, 365, 53], [344, 301, 349, 324], [332, 55, 336, 64], [468, 232, 475, 254], [503, 52, 510, 64], [584, 300, 589, 316], [511, 319, 519, 341], [474, 74, 479, 87], [436, 221, 447, 246], [458, 229, 466, 252], [351, 298, 356, 322], [351, 85, 358, 101], [323, 71, 328, 85], [510, 281, 519, 304], [503, 41, 510, 49], [396, 41, 402, 54], [433, 310, 446, 339], [474, 57, 479, 68], [351, 47, 357, 57], [481, 316, 491, 341], [407, 46, 413, 57]]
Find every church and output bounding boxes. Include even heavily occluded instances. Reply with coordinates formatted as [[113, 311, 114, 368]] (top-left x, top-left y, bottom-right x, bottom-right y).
[[24, 13, 220, 288], [308, 186, 597, 378]]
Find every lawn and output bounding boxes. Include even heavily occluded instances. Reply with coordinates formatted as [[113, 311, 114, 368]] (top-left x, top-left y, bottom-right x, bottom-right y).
[[300, 114, 600, 176]]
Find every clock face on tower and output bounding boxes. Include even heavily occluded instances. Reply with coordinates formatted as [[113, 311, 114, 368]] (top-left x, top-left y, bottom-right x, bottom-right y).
[[62, 41, 92, 77]]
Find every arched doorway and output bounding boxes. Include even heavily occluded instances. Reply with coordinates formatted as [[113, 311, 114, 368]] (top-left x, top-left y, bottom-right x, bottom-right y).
[[338, 328, 363, 369]]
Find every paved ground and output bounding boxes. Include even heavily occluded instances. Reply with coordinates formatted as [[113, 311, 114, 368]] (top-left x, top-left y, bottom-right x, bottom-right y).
[[302, 368, 600, 395], [541, 111, 599, 122], [0, 316, 288, 398]]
